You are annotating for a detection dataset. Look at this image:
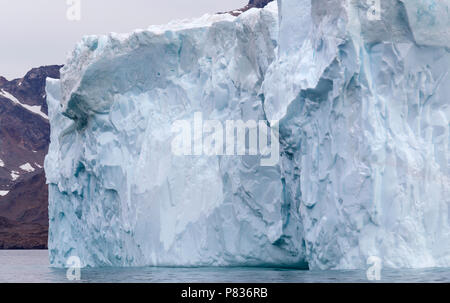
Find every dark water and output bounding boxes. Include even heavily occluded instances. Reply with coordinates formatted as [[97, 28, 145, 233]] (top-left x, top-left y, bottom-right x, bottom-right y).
[[0, 250, 449, 283]]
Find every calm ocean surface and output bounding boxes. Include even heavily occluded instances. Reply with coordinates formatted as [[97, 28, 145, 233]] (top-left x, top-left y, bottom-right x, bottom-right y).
[[0, 250, 449, 283]]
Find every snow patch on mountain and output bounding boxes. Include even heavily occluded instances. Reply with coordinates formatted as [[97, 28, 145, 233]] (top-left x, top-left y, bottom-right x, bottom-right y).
[[10, 171, 20, 181], [0, 89, 49, 120], [19, 163, 35, 173]]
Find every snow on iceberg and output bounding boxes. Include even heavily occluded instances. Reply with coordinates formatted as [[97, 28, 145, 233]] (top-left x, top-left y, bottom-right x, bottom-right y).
[[46, 0, 450, 269]]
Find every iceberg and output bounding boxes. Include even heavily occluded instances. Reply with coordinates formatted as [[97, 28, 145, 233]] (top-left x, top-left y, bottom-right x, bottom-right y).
[[263, 0, 450, 269], [46, 3, 307, 268], [46, 0, 450, 269]]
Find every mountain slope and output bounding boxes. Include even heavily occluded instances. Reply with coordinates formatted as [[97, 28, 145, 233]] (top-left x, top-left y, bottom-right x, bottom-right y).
[[0, 65, 62, 249], [220, 0, 273, 16]]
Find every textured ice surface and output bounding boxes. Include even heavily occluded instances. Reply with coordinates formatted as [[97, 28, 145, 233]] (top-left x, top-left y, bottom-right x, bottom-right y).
[[46, 0, 450, 269], [46, 4, 307, 268], [263, 0, 450, 269]]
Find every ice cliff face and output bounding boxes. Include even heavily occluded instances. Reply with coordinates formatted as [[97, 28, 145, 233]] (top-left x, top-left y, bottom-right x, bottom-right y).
[[46, 0, 450, 269], [46, 3, 307, 268], [263, 0, 450, 269]]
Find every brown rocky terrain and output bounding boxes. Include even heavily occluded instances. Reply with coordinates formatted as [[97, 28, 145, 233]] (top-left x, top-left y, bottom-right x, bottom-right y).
[[0, 65, 62, 249], [219, 0, 274, 16]]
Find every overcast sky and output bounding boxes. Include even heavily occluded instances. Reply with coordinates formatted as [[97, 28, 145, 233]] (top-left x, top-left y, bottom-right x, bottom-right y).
[[0, 0, 247, 80]]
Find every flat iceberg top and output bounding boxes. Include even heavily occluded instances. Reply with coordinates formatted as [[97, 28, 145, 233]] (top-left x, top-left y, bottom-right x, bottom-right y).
[[147, 12, 236, 34], [96, 12, 237, 44], [59, 2, 278, 123]]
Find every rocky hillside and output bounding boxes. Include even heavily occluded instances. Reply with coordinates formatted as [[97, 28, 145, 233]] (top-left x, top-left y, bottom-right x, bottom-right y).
[[220, 0, 274, 16], [0, 65, 62, 249]]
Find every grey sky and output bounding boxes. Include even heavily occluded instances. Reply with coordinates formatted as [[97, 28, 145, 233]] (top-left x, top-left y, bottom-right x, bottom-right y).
[[0, 0, 247, 80]]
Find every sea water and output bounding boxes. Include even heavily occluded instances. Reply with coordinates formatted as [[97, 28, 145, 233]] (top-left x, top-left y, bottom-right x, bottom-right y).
[[0, 250, 448, 283]]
